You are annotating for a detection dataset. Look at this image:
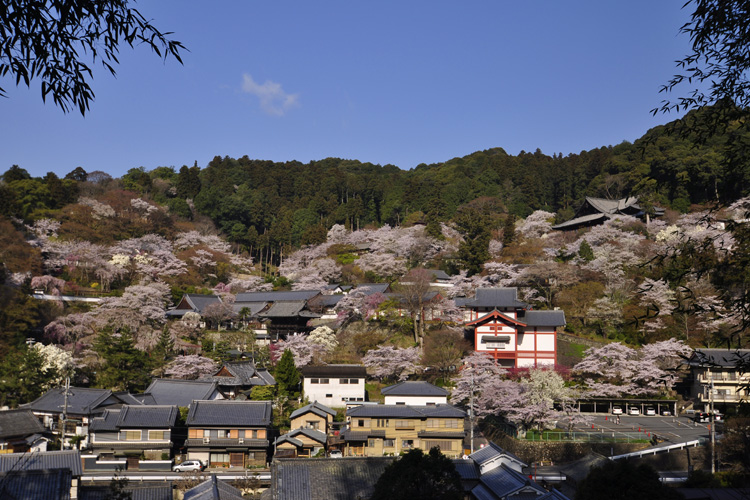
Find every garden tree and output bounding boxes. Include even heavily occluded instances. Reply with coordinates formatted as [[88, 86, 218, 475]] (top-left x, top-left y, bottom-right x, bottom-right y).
[[0, 344, 58, 407], [92, 328, 151, 392], [32, 342, 75, 388], [274, 349, 300, 397], [575, 459, 683, 500], [0, 0, 184, 114], [362, 345, 421, 382], [450, 352, 508, 415], [573, 339, 692, 398], [718, 416, 750, 476], [201, 301, 236, 331], [163, 355, 216, 380], [371, 447, 463, 500], [422, 329, 472, 379], [394, 268, 434, 346]]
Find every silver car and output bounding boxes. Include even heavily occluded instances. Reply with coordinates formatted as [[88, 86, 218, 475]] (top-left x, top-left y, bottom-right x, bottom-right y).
[[173, 460, 204, 472]]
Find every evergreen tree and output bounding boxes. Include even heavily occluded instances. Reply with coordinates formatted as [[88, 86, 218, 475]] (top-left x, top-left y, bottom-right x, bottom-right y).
[[371, 447, 463, 500], [93, 328, 151, 392], [274, 349, 300, 397]]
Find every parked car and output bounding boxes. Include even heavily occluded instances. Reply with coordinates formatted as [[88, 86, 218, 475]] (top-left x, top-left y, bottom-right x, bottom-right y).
[[628, 407, 640, 415], [611, 405, 623, 415], [173, 460, 205, 472], [661, 409, 672, 416], [645, 407, 656, 416], [694, 411, 722, 423], [329, 450, 343, 458]]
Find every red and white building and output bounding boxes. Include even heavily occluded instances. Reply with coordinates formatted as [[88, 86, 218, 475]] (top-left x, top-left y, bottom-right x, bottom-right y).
[[458, 288, 566, 368]]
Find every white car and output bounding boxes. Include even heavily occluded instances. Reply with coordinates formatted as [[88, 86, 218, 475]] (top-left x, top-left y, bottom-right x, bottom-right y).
[[628, 407, 640, 415], [645, 407, 656, 416], [661, 409, 672, 416], [173, 460, 204, 473], [611, 405, 623, 415], [329, 450, 343, 458]]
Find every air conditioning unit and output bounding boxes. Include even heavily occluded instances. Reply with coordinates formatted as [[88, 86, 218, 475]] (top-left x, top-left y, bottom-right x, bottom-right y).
[[238, 438, 244, 444], [203, 437, 210, 444]]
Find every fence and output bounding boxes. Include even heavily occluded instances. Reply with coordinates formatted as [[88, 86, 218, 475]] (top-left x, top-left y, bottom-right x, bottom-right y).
[[524, 430, 651, 444]]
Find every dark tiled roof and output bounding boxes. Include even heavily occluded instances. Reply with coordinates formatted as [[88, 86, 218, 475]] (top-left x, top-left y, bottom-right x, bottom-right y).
[[0, 409, 45, 439], [259, 301, 307, 318], [275, 435, 304, 447], [469, 442, 526, 468], [311, 295, 344, 307], [186, 401, 272, 427], [524, 310, 566, 327], [210, 361, 276, 387], [381, 381, 449, 397], [22, 387, 112, 416], [0, 450, 82, 475], [463, 288, 529, 309], [687, 349, 750, 368], [426, 269, 451, 281], [231, 302, 268, 316], [0, 469, 72, 500], [185, 294, 222, 313], [341, 430, 386, 441], [80, 485, 173, 500], [453, 459, 480, 480], [89, 409, 121, 432], [236, 291, 320, 302], [346, 404, 466, 419], [275, 428, 327, 446], [145, 379, 220, 406], [183, 475, 245, 500], [290, 401, 336, 420], [117, 405, 179, 428], [417, 431, 466, 439], [300, 365, 367, 378], [478, 464, 545, 498], [354, 284, 390, 295], [113, 392, 149, 406], [271, 457, 394, 500], [130, 393, 158, 405]]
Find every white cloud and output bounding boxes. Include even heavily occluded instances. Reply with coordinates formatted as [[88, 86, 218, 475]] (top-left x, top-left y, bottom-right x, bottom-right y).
[[241, 74, 299, 116]]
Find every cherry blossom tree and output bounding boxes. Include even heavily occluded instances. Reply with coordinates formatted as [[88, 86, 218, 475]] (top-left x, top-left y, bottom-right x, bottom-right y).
[[32, 342, 75, 387], [362, 345, 421, 381], [638, 278, 676, 335], [517, 210, 556, 239], [308, 326, 338, 352], [164, 355, 217, 380], [275, 333, 328, 367], [450, 352, 507, 414]]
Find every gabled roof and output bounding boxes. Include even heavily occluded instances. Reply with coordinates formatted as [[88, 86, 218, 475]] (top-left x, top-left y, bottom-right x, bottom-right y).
[[0, 450, 82, 476], [473, 464, 545, 499], [186, 401, 272, 427], [346, 404, 466, 419], [231, 301, 268, 316], [466, 309, 527, 327], [552, 196, 664, 231], [300, 365, 367, 378], [354, 283, 390, 295], [463, 288, 529, 310], [117, 405, 179, 428], [524, 310, 566, 328], [270, 457, 394, 500], [210, 361, 276, 387], [183, 475, 245, 500], [166, 294, 222, 317], [22, 387, 112, 416], [275, 428, 327, 446], [89, 409, 121, 432], [686, 348, 750, 368], [0, 409, 45, 439], [381, 381, 449, 397], [0, 469, 72, 500], [145, 379, 221, 406], [426, 269, 452, 281], [290, 401, 336, 420], [112, 392, 148, 406], [259, 301, 311, 318], [469, 442, 526, 470], [235, 290, 321, 302]]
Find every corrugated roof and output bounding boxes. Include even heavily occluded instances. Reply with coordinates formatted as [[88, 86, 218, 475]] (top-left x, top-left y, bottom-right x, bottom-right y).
[[346, 404, 466, 419], [0, 450, 82, 476], [186, 401, 272, 427], [117, 405, 179, 428], [272, 457, 394, 500], [524, 310, 566, 327], [145, 379, 220, 406], [381, 381, 449, 397], [463, 288, 529, 309], [300, 365, 367, 378], [0, 409, 45, 439], [22, 387, 112, 416]]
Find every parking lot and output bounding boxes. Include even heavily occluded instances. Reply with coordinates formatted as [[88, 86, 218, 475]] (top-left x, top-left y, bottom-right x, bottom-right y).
[[571, 413, 714, 445]]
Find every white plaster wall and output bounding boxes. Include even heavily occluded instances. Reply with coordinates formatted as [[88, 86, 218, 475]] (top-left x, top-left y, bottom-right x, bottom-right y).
[[537, 334, 555, 351], [384, 395, 448, 406]]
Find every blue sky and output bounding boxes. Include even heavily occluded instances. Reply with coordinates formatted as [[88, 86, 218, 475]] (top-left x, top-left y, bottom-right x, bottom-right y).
[[1, 1, 693, 179]]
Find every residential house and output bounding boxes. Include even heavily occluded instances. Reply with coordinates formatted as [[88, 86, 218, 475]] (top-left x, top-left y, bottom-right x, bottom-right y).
[[265, 457, 394, 500], [0, 450, 82, 500], [144, 378, 223, 407], [183, 475, 245, 500], [381, 381, 449, 406], [684, 348, 750, 411], [343, 404, 466, 458], [459, 288, 566, 368], [300, 365, 367, 408], [165, 293, 222, 323], [22, 387, 142, 448], [234, 290, 322, 339], [206, 360, 276, 399], [185, 400, 272, 467], [88, 405, 179, 464], [551, 196, 664, 231], [0, 409, 48, 453], [274, 402, 336, 458]]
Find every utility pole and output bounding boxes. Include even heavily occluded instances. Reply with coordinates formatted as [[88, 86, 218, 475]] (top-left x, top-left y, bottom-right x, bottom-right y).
[[709, 368, 716, 474], [469, 370, 475, 454], [58, 378, 71, 450]]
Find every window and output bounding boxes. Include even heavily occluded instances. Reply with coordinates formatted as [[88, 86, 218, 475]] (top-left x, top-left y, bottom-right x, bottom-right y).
[[340, 378, 349, 384], [217, 429, 228, 438], [376, 419, 388, 428], [311, 378, 320, 384], [326, 394, 333, 398], [357, 419, 365, 427], [306, 421, 319, 430], [426, 419, 439, 428], [396, 402, 406, 405], [148, 430, 166, 440], [395, 420, 414, 430], [368, 439, 376, 447], [320, 378, 330, 384], [383, 439, 395, 448], [210, 452, 230, 464], [402, 439, 414, 449], [445, 419, 459, 428], [124, 430, 141, 441], [424, 440, 453, 451], [349, 378, 359, 384]]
